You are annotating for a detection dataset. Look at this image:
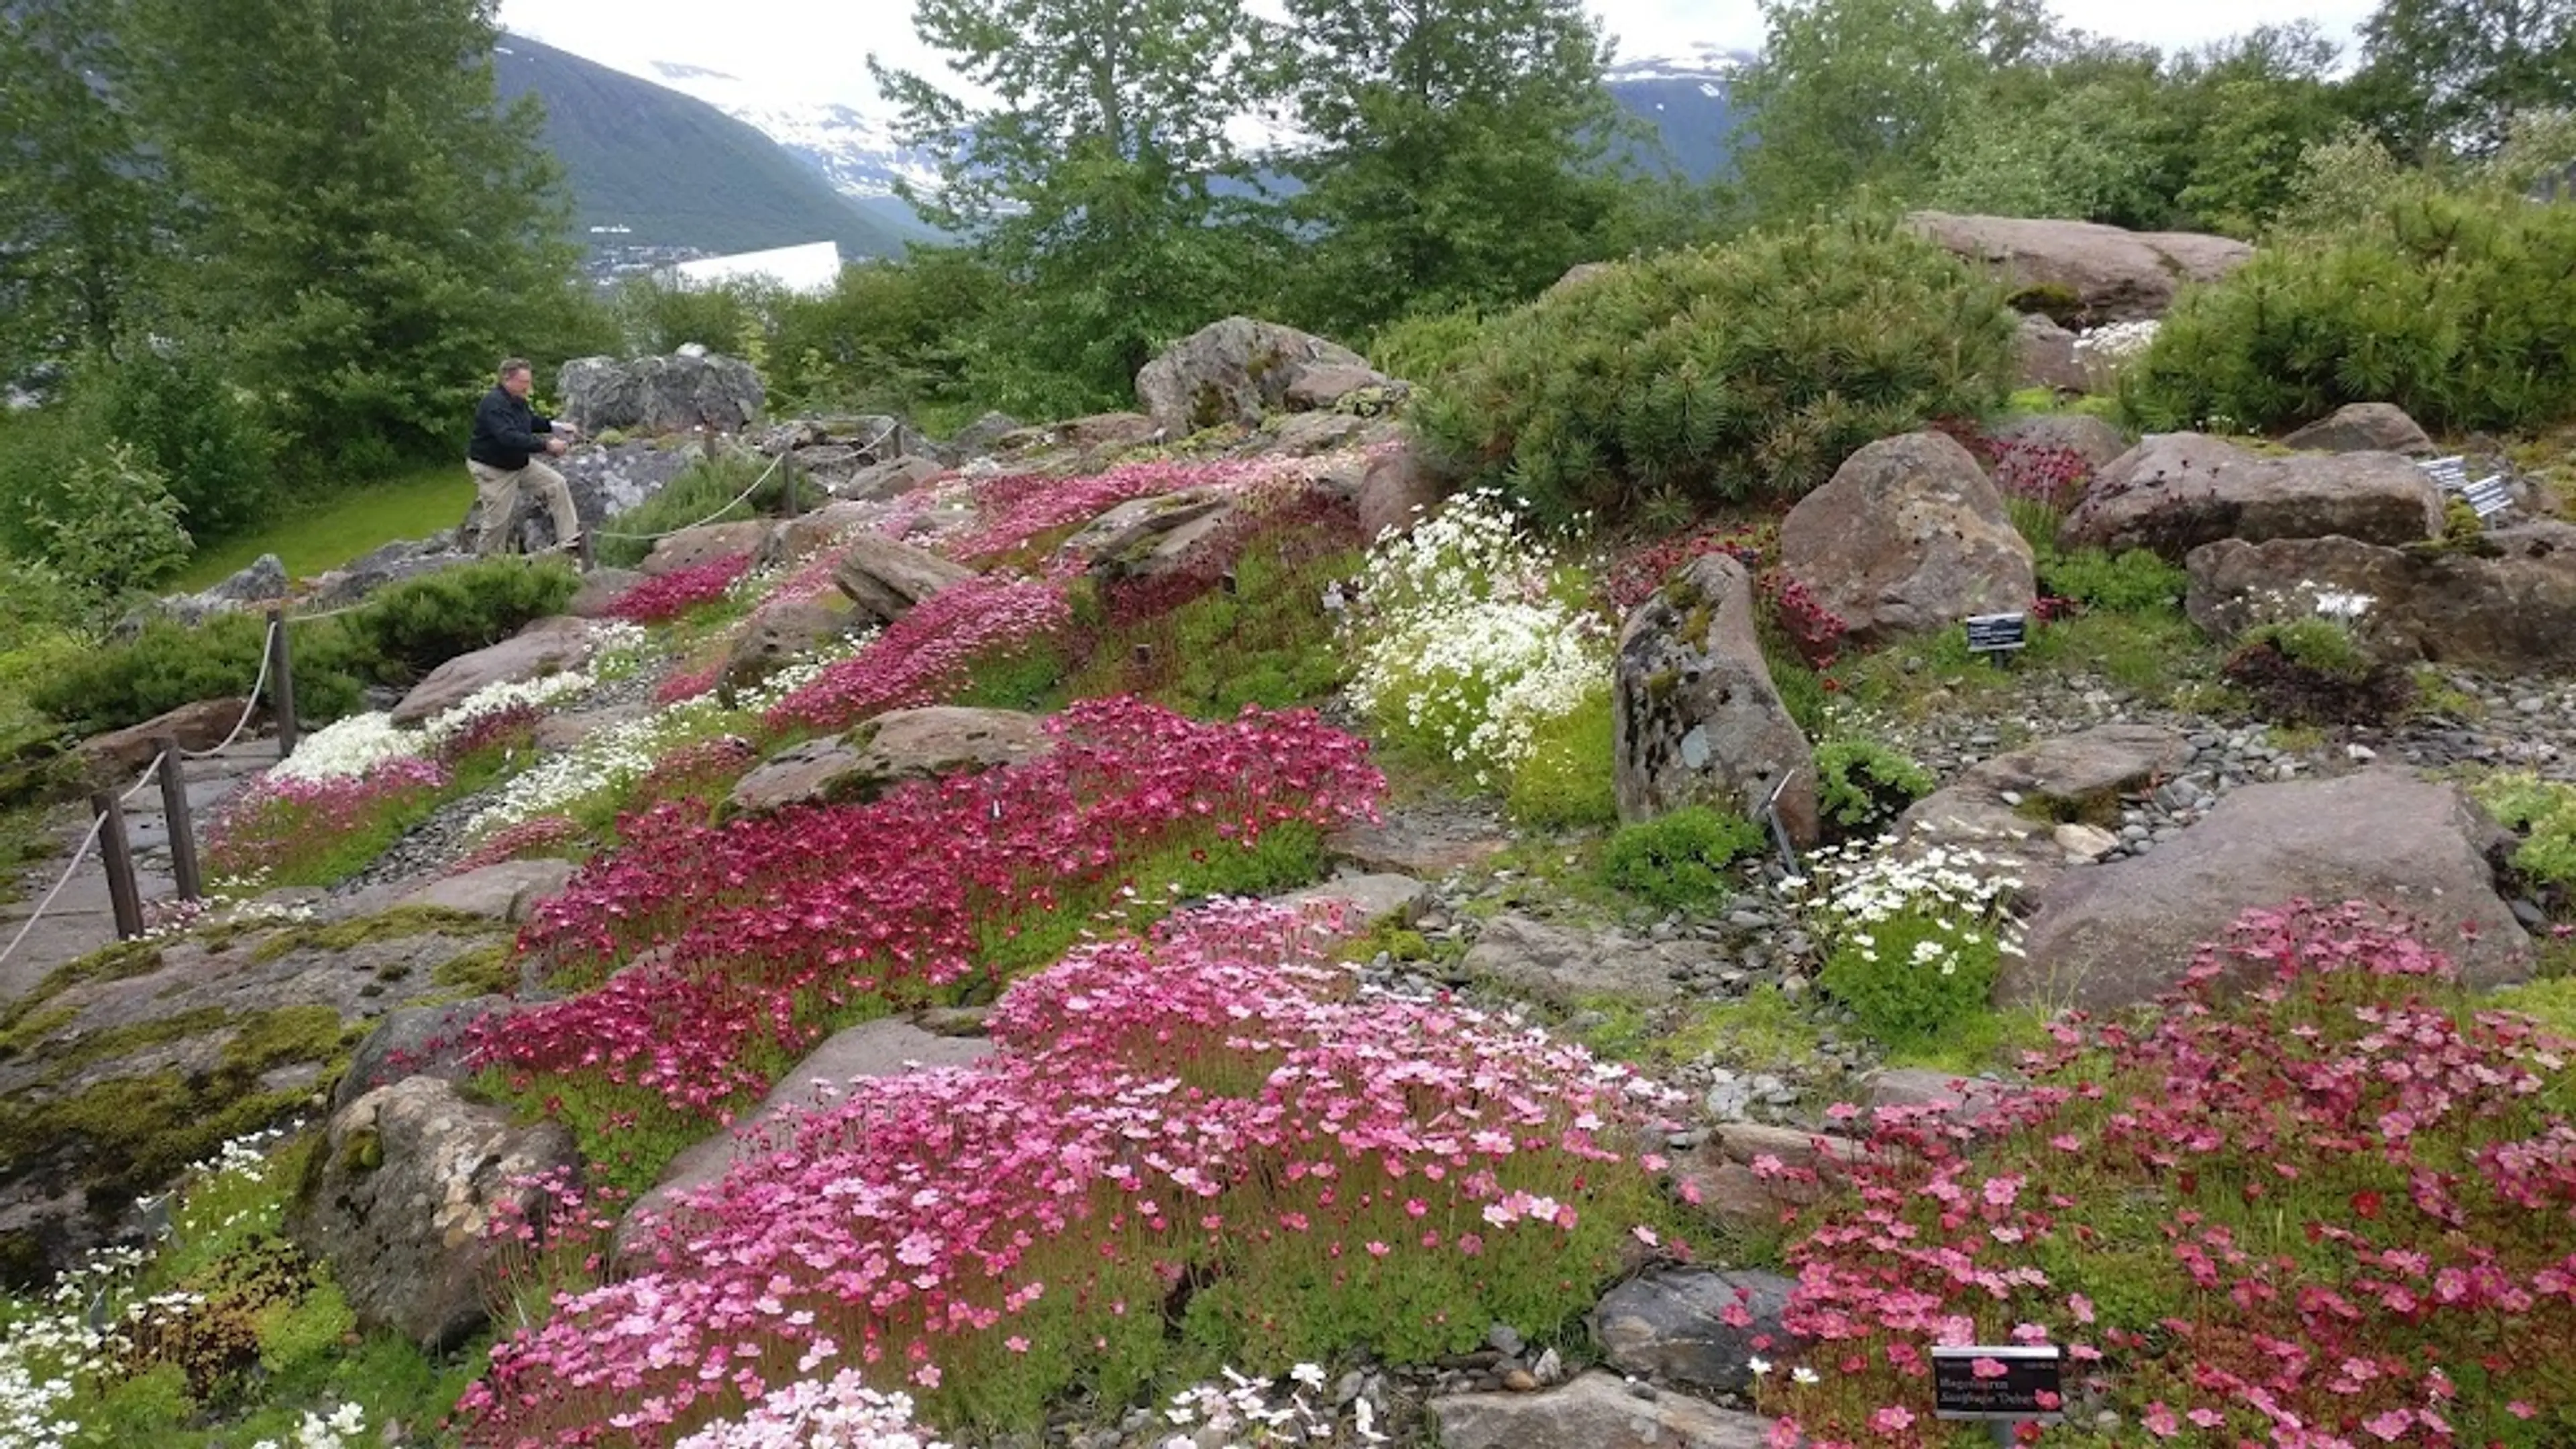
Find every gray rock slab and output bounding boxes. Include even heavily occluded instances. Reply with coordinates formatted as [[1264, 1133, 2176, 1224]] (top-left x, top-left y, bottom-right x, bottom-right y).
[[1430, 1372, 1773, 1449], [398, 859, 580, 923]]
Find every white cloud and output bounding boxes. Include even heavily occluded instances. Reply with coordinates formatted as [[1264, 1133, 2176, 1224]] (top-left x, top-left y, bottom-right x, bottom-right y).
[[498, 0, 2383, 107]]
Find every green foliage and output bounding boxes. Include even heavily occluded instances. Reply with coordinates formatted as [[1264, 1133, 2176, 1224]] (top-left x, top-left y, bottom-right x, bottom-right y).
[[1506, 684, 1619, 828], [2241, 616, 2374, 681], [89, 343, 282, 544], [1664, 985, 1826, 1067], [28, 441, 194, 601], [613, 274, 773, 358], [31, 557, 577, 735], [1366, 305, 1491, 388], [173, 462, 474, 591], [1816, 908, 2001, 1049], [0, 0, 162, 372], [595, 453, 790, 568], [764, 248, 1004, 415], [2038, 547, 2189, 614], [1412, 217, 2017, 524], [2491, 976, 2576, 1039], [2353, 0, 2576, 160], [2122, 189, 2576, 435], [1601, 806, 1765, 910], [2471, 771, 2576, 892], [1813, 737, 1935, 833]]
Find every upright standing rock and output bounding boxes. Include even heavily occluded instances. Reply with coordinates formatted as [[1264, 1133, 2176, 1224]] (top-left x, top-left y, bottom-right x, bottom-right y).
[[1613, 554, 1819, 843], [830, 531, 976, 625], [1778, 431, 2035, 649]]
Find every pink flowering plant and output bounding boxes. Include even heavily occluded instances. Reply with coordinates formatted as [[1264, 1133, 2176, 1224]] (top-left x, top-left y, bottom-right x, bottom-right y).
[[204, 755, 455, 890], [606, 551, 757, 625], [460, 899, 1687, 1446], [466, 698, 1384, 1185], [765, 576, 1074, 733], [938, 453, 1360, 569], [1758, 900, 2576, 1448]]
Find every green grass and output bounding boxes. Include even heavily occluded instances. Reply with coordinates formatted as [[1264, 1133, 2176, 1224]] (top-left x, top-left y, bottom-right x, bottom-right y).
[[174, 465, 472, 590]]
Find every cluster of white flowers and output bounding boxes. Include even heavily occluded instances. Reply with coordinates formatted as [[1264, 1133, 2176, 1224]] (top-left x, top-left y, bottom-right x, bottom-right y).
[[266, 712, 420, 786], [1159, 1364, 1388, 1448], [418, 668, 596, 748], [1783, 839, 2026, 971], [248, 1403, 366, 1449], [2072, 319, 2159, 367], [673, 1372, 949, 1449], [2247, 580, 2377, 628], [463, 635, 866, 839], [1345, 492, 1609, 788]]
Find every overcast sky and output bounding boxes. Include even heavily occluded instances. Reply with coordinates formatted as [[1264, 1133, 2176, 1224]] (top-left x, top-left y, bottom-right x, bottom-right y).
[[500, 0, 2381, 105]]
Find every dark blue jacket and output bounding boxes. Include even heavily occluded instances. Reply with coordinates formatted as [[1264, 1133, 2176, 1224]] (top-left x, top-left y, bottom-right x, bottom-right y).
[[468, 386, 554, 470]]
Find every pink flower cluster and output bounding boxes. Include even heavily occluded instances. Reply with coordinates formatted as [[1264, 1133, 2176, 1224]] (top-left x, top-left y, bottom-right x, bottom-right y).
[[205, 755, 451, 881], [943, 455, 1328, 566], [607, 552, 757, 624], [1764, 900, 2576, 1447], [763, 577, 1072, 733], [460, 900, 1683, 1446], [448, 814, 584, 876], [468, 699, 1385, 1118]]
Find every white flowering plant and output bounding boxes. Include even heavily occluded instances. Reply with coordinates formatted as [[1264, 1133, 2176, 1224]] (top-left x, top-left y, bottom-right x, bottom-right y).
[[1784, 839, 2023, 1048], [1157, 1364, 1390, 1448], [1344, 491, 1611, 792]]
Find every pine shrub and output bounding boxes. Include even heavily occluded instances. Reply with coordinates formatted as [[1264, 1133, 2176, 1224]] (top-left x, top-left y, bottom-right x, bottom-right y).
[[1410, 217, 2018, 524], [1601, 806, 1766, 910], [2122, 191, 2576, 435]]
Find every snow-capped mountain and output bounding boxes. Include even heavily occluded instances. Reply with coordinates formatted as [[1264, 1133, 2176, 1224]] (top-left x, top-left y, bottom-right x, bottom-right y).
[[643, 61, 945, 211], [1607, 40, 1753, 85]]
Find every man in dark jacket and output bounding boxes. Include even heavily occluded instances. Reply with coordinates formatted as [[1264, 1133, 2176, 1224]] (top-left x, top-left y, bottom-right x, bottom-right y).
[[466, 358, 583, 560]]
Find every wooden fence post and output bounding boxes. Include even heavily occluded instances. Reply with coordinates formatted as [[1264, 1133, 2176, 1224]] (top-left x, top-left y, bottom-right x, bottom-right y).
[[266, 608, 298, 761], [154, 740, 202, 903], [91, 792, 144, 941]]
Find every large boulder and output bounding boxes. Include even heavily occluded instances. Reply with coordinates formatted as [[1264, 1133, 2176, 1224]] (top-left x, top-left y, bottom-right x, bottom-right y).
[[1592, 1269, 1798, 1395], [307, 538, 472, 612], [1892, 724, 2195, 904], [2060, 433, 2444, 562], [1778, 431, 2035, 648], [726, 708, 1051, 815], [396, 859, 579, 923], [2282, 402, 2436, 458], [1429, 1373, 1772, 1449], [557, 353, 764, 436], [832, 531, 975, 625], [332, 996, 524, 1115], [1057, 490, 1234, 579], [721, 599, 856, 696], [1135, 317, 1391, 436], [74, 697, 266, 782], [460, 436, 705, 557], [390, 616, 598, 726], [1613, 554, 1819, 844], [2185, 525, 2576, 672], [616, 1020, 994, 1263], [2006, 771, 2530, 1014], [566, 566, 647, 619], [1355, 441, 1446, 540], [1989, 413, 2130, 476], [1907, 212, 2255, 323], [639, 519, 773, 578], [290, 1076, 582, 1351]]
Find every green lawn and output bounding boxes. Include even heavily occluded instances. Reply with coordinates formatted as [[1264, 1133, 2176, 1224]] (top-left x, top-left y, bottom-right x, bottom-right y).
[[174, 464, 472, 590]]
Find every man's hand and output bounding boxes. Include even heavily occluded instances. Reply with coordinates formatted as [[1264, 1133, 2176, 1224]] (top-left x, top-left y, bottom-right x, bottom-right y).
[[553, 421, 582, 440], [545, 437, 569, 456]]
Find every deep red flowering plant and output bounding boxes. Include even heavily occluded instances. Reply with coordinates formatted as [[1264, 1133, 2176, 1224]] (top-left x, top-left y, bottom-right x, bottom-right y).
[[764, 577, 1073, 733], [606, 552, 756, 625], [460, 898, 1687, 1446], [1760, 900, 2576, 1448]]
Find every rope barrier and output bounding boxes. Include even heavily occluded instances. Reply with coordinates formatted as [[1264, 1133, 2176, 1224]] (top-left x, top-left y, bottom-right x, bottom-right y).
[[592, 447, 789, 543], [0, 814, 109, 975], [180, 621, 276, 758]]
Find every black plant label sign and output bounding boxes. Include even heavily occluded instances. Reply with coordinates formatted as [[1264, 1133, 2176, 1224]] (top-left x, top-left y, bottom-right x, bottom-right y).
[[1965, 612, 2029, 655], [1932, 1346, 2065, 1421]]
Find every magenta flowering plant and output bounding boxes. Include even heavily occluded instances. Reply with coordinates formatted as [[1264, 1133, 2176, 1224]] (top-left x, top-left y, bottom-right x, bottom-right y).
[[467, 699, 1383, 1130], [204, 755, 453, 889], [764, 576, 1074, 733], [607, 551, 757, 625], [943, 454, 1360, 568], [1758, 900, 2576, 1448], [460, 899, 1687, 1446]]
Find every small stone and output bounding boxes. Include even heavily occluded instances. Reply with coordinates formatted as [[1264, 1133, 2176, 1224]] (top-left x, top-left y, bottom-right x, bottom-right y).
[[1532, 1347, 1564, 1385], [2347, 743, 2377, 762], [1487, 1323, 1525, 1356], [2519, 696, 2546, 714], [1501, 1367, 1540, 1393], [1998, 789, 2025, 807]]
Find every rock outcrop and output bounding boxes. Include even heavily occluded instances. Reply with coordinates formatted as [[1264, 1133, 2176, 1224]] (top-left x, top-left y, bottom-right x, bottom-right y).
[[390, 616, 600, 726], [1135, 317, 1397, 436], [1429, 1373, 1773, 1449], [2185, 526, 2576, 672], [727, 707, 1053, 815], [1778, 431, 2035, 648], [639, 520, 773, 578], [2281, 402, 2436, 458], [2007, 771, 2530, 1013], [1612, 554, 1819, 844], [831, 531, 975, 625], [1891, 724, 2195, 903], [292, 1077, 582, 1350], [558, 352, 765, 436], [2060, 433, 2444, 561], [1907, 213, 2255, 323]]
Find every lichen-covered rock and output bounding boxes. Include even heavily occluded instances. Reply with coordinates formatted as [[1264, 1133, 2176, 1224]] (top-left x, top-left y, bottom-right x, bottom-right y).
[[2281, 402, 2435, 458], [557, 352, 764, 436], [1135, 317, 1389, 436], [1057, 490, 1234, 578], [1779, 431, 2035, 648], [2185, 526, 2576, 672], [639, 520, 773, 578], [721, 598, 855, 695], [390, 616, 598, 726], [332, 996, 523, 1114], [2060, 433, 2444, 561], [291, 1077, 581, 1350], [1430, 1373, 1773, 1449], [1908, 213, 2254, 323], [1612, 554, 1818, 843], [1592, 1269, 1799, 1395], [831, 531, 975, 626]]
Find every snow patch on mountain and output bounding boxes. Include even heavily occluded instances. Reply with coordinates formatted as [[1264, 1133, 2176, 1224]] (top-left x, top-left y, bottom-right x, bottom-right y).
[[642, 60, 943, 201]]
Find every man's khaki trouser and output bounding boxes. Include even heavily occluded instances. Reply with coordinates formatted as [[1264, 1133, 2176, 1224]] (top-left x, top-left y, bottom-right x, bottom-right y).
[[466, 458, 581, 557]]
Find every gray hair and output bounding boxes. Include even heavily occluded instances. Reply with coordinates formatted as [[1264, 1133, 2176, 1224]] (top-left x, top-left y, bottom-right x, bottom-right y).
[[498, 357, 533, 383]]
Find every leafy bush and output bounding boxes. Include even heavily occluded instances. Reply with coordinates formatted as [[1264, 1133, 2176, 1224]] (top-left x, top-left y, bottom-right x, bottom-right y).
[[594, 453, 790, 569], [2037, 547, 2188, 614], [1411, 217, 2018, 523], [1794, 839, 2016, 1049], [2123, 189, 2576, 435], [1600, 806, 1765, 910], [89, 344, 280, 543], [28, 442, 193, 601], [2471, 771, 2576, 894], [1813, 737, 1935, 833]]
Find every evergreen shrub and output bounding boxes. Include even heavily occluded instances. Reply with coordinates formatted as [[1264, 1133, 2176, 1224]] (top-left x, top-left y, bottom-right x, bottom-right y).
[[1813, 737, 1935, 834], [1411, 217, 2018, 523], [2123, 191, 2576, 435], [1601, 806, 1765, 910], [1366, 304, 1488, 387]]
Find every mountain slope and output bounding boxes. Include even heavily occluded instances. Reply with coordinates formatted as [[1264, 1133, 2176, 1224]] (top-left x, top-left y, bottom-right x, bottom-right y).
[[492, 34, 911, 262]]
